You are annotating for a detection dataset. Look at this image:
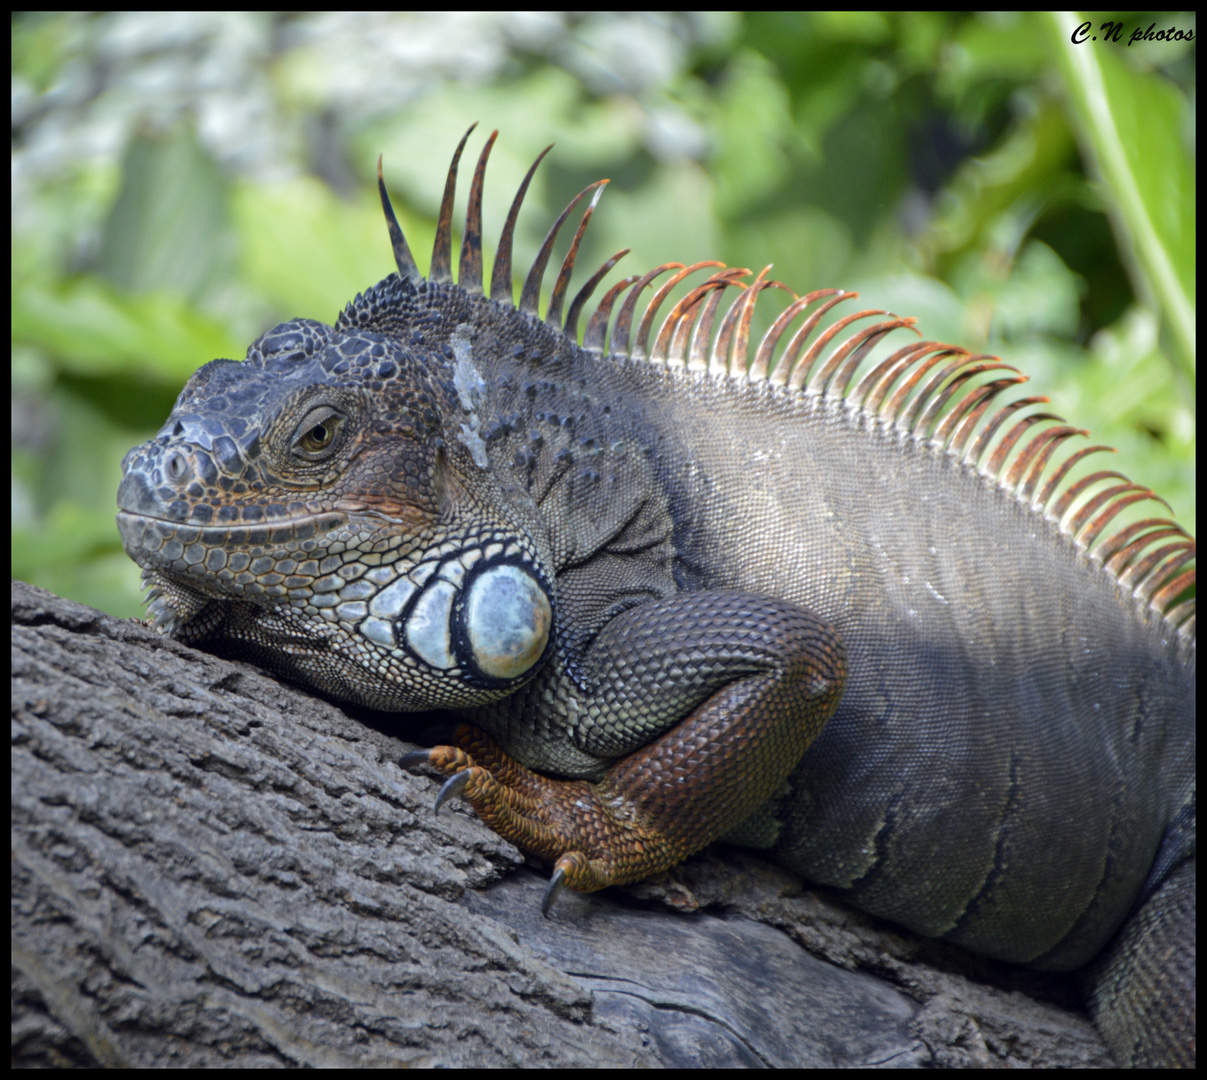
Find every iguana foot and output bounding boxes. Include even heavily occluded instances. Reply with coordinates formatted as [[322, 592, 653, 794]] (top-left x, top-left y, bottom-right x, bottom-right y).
[[401, 723, 689, 911], [402, 593, 846, 913]]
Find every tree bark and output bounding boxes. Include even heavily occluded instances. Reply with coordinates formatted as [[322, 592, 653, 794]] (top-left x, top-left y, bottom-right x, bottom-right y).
[[12, 580, 1111, 1066]]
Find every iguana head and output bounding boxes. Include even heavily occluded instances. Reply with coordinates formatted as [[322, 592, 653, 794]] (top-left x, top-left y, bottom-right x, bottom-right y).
[[116, 126, 580, 710]]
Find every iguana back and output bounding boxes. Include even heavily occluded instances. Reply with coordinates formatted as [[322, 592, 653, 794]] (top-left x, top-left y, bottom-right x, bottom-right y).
[[117, 127, 1194, 1065]]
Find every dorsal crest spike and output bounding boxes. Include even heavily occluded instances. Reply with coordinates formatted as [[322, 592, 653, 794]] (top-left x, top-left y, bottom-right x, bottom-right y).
[[1070, 483, 1154, 544], [635, 262, 725, 363], [430, 123, 478, 284], [491, 144, 554, 305], [520, 180, 608, 318], [546, 181, 609, 330], [846, 338, 932, 411], [565, 248, 630, 343], [612, 264, 686, 358], [821, 316, 918, 399], [785, 293, 864, 389], [376, 155, 421, 284], [583, 274, 642, 353], [1034, 445, 1111, 514], [687, 273, 751, 371], [870, 342, 956, 418], [917, 360, 1023, 437], [756, 290, 830, 385], [458, 129, 499, 295], [982, 400, 1058, 474], [1014, 426, 1087, 503], [723, 267, 793, 378], [646, 264, 731, 364], [707, 275, 759, 377], [946, 377, 1030, 456], [803, 309, 894, 394]]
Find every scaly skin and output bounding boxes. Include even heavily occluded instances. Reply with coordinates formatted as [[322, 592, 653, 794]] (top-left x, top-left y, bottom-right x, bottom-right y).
[[118, 127, 1194, 1065]]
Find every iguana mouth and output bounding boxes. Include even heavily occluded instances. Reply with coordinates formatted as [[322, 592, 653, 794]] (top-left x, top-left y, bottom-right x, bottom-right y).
[[116, 504, 354, 606], [115, 508, 349, 552]]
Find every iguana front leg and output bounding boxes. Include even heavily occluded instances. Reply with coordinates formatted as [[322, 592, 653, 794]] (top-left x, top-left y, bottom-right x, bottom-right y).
[[403, 590, 846, 910]]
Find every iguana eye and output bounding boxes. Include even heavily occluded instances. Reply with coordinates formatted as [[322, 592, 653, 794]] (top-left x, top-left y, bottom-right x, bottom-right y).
[[293, 406, 344, 459]]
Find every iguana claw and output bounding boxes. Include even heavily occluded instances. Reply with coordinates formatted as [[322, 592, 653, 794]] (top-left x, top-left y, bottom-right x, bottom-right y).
[[434, 770, 472, 813], [542, 866, 567, 917], [398, 748, 473, 813], [397, 749, 437, 770]]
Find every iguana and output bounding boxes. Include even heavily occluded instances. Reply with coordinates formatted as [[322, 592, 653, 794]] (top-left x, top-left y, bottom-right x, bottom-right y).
[[117, 126, 1195, 1067]]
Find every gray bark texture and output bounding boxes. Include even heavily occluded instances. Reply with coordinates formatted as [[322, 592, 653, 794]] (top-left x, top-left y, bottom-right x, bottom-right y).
[[12, 579, 1113, 1066]]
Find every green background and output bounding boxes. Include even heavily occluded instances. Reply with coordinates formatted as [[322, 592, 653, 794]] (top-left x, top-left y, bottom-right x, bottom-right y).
[[12, 11, 1196, 619]]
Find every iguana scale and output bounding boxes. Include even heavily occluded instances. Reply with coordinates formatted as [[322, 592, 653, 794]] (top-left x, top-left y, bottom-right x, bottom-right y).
[[117, 126, 1195, 1066]]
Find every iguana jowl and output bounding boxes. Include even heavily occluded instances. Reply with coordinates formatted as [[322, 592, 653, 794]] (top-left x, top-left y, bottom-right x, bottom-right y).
[[117, 126, 1195, 1066]]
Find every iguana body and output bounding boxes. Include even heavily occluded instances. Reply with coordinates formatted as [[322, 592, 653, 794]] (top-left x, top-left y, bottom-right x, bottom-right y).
[[117, 127, 1195, 1066]]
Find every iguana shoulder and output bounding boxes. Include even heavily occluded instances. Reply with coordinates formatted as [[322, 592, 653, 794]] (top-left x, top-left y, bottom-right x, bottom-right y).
[[117, 126, 1194, 1066]]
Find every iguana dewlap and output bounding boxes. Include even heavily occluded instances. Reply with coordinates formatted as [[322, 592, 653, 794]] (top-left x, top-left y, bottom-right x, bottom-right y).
[[117, 126, 1195, 1066]]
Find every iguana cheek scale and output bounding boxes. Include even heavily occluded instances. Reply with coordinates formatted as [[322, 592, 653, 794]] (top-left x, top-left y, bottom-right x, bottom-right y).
[[116, 125, 1194, 1067]]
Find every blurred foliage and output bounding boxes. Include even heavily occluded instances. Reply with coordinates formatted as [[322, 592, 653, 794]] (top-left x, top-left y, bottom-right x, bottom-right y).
[[11, 11, 1195, 618]]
